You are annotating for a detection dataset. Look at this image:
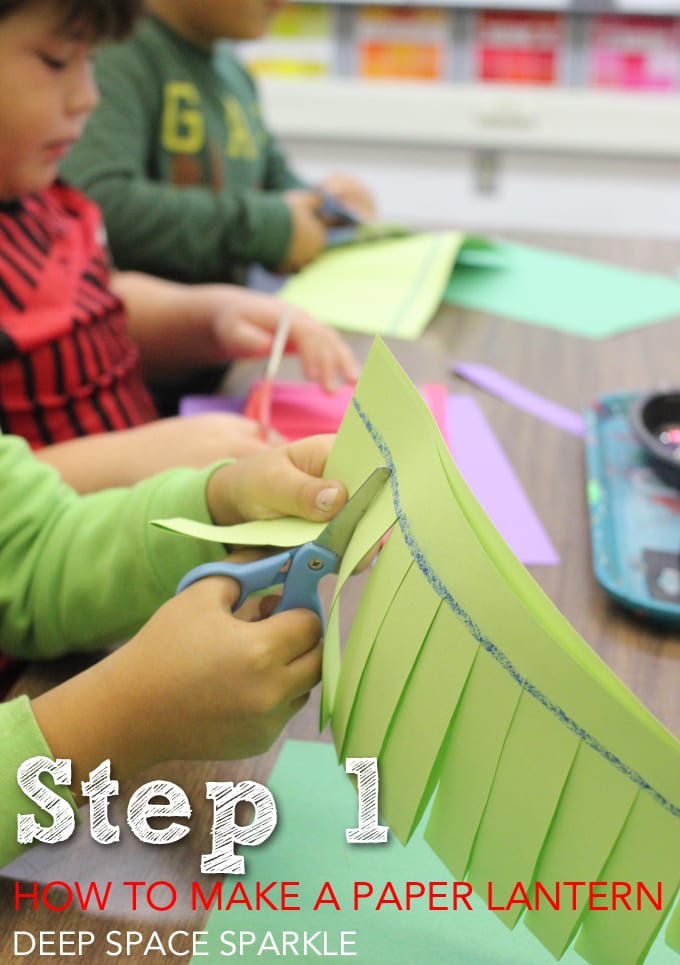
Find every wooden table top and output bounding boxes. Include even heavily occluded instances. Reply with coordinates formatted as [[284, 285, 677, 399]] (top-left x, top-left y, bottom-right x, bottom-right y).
[[1, 231, 678, 963]]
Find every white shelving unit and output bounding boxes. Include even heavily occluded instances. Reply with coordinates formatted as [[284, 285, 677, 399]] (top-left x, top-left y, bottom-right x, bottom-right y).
[[238, 3, 680, 237]]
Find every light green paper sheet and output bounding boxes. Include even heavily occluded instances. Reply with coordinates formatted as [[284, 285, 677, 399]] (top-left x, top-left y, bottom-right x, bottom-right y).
[[575, 793, 680, 965], [339, 563, 440, 761], [163, 338, 680, 962], [378, 601, 478, 845], [424, 654, 521, 880], [280, 231, 464, 338], [331, 533, 413, 751], [192, 740, 678, 965], [328, 339, 680, 961], [667, 899, 680, 954], [321, 471, 396, 726], [444, 240, 680, 337], [464, 694, 579, 930]]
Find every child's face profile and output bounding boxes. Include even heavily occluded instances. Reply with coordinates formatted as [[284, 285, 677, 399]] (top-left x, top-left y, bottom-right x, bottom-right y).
[[164, 0, 287, 46], [0, 2, 99, 199]]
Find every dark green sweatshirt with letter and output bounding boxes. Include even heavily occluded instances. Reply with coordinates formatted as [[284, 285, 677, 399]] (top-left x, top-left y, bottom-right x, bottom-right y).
[[63, 15, 304, 285]]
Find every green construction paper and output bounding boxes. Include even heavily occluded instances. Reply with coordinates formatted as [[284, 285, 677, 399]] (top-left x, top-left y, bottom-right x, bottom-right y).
[[340, 563, 441, 761], [280, 231, 463, 338], [431, 429, 677, 757], [193, 741, 678, 965], [575, 792, 680, 965], [152, 515, 322, 547], [525, 742, 638, 957], [331, 533, 413, 752], [166, 337, 680, 962], [324, 338, 680, 960], [347, 341, 679, 794], [329, 337, 679, 789], [444, 240, 680, 337], [321, 474, 396, 725], [465, 694, 579, 929], [378, 601, 477, 844], [320, 603, 340, 727], [424, 654, 521, 879]]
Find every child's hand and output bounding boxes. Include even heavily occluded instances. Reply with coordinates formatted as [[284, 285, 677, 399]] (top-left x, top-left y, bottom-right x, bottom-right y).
[[128, 574, 323, 763], [319, 173, 376, 222], [209, 286, 360, 392], [32, 563, 324, 782], [206, 434, 347, 527], [280, 190, 327, 271], [288, 310, 360, 391]]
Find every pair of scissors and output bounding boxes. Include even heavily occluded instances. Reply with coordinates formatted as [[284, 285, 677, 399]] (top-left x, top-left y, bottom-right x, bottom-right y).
[[176, 466, 391, 625], [243, 308, 293, 440], [316, 188, 363, 228]]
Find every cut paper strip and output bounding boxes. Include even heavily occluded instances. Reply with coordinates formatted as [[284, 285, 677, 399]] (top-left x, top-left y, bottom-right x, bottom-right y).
[[444, 240, 680, 338], [452, 362, 586, 437], [152, 515, 323, 547], [193, 740, 679, 965], [179, 381, 449, 443], [524, 741, 638, 958], [280, 231, 464, 338], [339, 562, 441, 762], [377, 600, 478, 844], [447, 394, 559, 565], [464, 694, 580, 930]]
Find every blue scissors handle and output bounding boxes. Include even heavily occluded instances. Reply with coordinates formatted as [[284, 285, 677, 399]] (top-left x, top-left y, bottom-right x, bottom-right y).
[[176, 542, 338, 626]]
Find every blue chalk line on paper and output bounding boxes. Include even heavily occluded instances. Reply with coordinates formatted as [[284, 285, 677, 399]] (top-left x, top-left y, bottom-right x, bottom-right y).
[[351, 396, 679, 819]]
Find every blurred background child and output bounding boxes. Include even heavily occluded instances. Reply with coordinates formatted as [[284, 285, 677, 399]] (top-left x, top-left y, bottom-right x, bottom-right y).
[[62, 0, 376, 286]]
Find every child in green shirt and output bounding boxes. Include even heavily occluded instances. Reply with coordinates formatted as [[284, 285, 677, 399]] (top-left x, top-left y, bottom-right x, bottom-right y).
[[0, 428, 346, 868], [62, 0, 376, 286]]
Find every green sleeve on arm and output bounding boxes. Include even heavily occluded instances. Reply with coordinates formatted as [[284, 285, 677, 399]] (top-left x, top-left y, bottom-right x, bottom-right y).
[[62, 46, 293, 282], [0, 435, 224, 658], [0, 696, 78, 870]]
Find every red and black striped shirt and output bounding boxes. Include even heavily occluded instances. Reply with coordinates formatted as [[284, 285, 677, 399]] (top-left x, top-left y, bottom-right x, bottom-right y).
[[0, 182, 157, 448]]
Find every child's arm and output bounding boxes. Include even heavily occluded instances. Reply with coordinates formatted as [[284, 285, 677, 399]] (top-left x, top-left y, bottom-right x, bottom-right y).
[[33, 414, 280, 494], [111, 272, 360, 391], [31, 574, 322, 793], [61, 44, 298, 283], [0, 573, 322, 867], [1, 435, 345, 863], [1, 432, 345, 657]]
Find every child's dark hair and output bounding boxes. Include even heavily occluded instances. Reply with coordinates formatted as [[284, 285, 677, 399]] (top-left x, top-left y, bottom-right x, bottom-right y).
[[0, 0, 142, 41]]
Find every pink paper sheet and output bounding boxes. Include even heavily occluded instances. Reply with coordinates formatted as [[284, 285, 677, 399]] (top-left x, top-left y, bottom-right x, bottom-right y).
[[181, 382, 449, 441]]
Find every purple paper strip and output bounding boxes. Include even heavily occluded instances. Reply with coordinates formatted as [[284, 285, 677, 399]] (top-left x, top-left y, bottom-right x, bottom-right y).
[[447, 394, 559, 566], [179, 395, 247, 417], [451, 362, 585, 437]]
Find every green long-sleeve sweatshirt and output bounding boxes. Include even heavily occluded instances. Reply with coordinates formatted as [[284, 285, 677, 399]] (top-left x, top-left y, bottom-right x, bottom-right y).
[[0, 433, 222, 868], [62, 14, 304, 285]]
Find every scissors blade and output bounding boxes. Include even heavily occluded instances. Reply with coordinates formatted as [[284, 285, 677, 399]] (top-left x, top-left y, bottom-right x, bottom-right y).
[[314, 466, 391, 559]]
